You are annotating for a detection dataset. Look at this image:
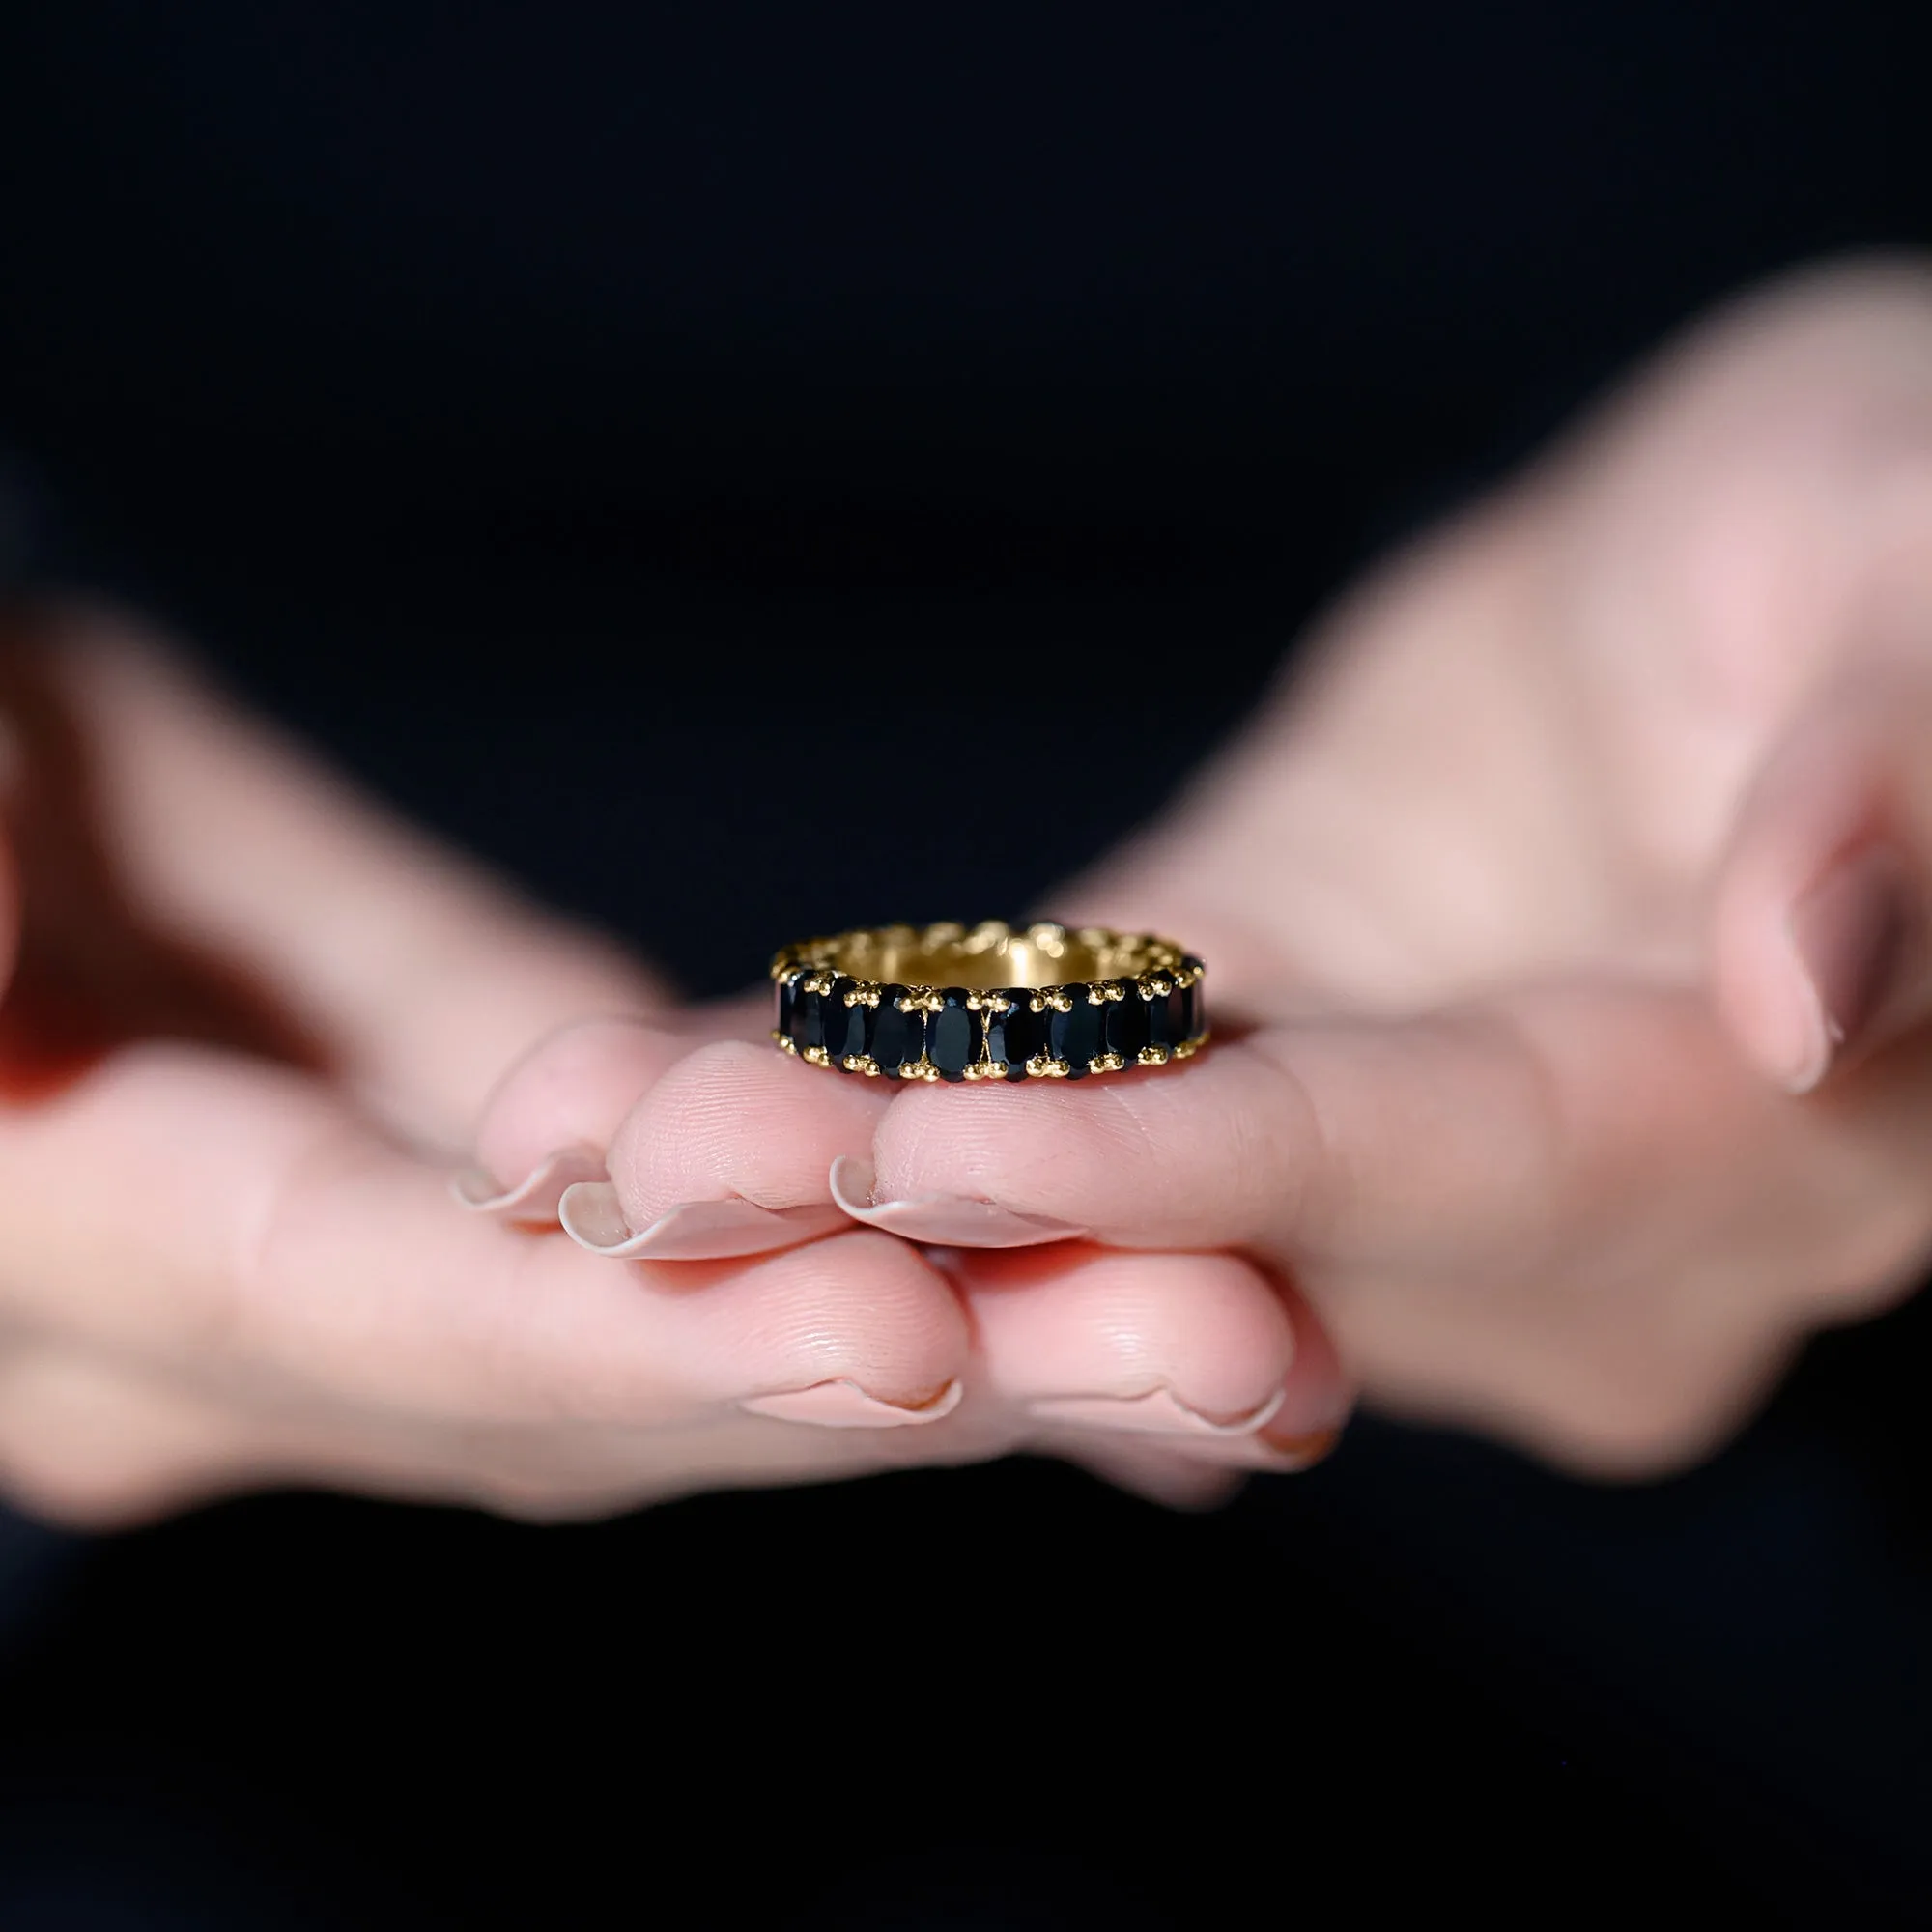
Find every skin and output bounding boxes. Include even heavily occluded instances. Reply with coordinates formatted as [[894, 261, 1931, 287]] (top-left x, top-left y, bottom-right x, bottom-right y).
[[7, 257, 1932, 1524]]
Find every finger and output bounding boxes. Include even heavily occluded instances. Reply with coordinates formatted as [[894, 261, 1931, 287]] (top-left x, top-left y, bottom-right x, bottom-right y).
[[943, 1241, 1347, 1459], [13, 612, 668, 1144], [0, 1046, 971, 1433], [560, 1038, 895, 1260], [1710, 670, 1932, 1091], [855, 978, 1931, 1274], [454, 1003, 769, 1226]]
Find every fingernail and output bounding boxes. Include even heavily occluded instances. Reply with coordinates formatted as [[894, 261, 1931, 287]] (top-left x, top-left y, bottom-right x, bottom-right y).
[[828, 1154, 1087, 1249], [738, 1378, 965, 1429], [1163, 1422, 1345, 1476], [1253, 1422, 1342, 1467], [450, 1144, 608, 1224], [558, 1181, 850, 1260], [1788, 844, 1916, 1093], [1026, 1384, 1287, 1438]]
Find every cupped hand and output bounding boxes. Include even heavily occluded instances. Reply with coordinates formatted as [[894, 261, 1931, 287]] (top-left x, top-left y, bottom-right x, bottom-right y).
[[667, 258, 1932, 1477], [0, 609, 1340, 1525]]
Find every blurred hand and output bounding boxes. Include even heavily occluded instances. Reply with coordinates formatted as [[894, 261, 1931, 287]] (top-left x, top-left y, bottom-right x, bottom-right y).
[[27, 260, 1927, 1523], [677, 257, 1932, 1477], [0, 612, 1339, 1525]]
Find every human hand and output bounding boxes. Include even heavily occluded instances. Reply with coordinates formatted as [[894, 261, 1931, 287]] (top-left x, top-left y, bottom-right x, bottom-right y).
[[0, 610, 1341, 1523], [658, 260, 1932, 1478]]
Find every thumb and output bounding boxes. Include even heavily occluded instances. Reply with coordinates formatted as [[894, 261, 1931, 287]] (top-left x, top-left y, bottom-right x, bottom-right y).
[[1709, 670, 1932, 1093]]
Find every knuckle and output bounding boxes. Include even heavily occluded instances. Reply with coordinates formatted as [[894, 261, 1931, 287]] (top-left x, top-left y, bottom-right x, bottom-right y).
[[1519, 1348, 1776, 1482], [469, 1467, 673, 1524], [770, 1231, 969, 1385], [0, 1432, 209, 1531], [1533, 1402, 1724, 1482]]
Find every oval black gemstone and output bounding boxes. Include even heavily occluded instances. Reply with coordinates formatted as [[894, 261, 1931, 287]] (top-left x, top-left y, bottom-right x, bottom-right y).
[[776, 970, 797, 1043], [1145, 982, 1185, 1053], [987, 994, 1044, 1079], [818, 977, 864, 1064], [787, 974, 826, 1055], [1103, 986, 1149, 1064], [869, 986, 924, 1076], [927, 988, 983, 1082], [1180, 976, 1207, 1044], [1046, 990, 1105, 1078]]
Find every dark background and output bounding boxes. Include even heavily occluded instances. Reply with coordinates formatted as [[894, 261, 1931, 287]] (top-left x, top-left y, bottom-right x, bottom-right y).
[[2, 4, 1932, 1924]]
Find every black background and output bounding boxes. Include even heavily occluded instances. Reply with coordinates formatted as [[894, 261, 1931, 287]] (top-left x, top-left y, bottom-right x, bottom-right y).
[[2, 4, 1932, 1924]]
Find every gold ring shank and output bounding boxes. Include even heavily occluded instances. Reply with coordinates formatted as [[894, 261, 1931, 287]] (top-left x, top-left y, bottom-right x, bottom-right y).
[[769, 920, 1207, 1084]]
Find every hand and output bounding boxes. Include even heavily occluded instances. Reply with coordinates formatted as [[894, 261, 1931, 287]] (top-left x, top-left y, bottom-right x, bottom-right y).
[[0, 609, 1342, 1524], [637, 259, 1932, 1478]]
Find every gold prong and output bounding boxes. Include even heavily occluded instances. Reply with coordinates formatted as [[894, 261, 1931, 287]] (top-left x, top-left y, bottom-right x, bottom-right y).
[[1172, 1037, 1200, 1060], [804, 1045, 831, 1067], [1089, 1052, 1124, 1074], [772, 1030, 798, 1053], [1137, 1044, 1171, 1066]]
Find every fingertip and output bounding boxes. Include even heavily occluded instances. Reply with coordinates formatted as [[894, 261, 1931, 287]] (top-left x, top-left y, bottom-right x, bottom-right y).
[[604, 1037, 889, 1228], [469, 1015, 687, 1198]]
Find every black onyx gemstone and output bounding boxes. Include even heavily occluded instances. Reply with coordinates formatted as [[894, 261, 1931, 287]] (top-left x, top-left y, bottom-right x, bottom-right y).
[[927, 988, 983, 1083], [786, 973, 825, 1055], [776, 970, 797, 1042], [1046, 989, 1105, 1078], [987, 993, 1044, 1079], [869, 986, 924, 1076], [1180, 974, 1207, 1043], [1145, 982, 1187, 1053], [818, 977, 864, 1064], [1102, 985, 1149, 1064]]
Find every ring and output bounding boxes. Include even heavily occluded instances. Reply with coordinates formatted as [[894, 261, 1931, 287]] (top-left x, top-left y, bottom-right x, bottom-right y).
[[770, 921, 1208, 1083]]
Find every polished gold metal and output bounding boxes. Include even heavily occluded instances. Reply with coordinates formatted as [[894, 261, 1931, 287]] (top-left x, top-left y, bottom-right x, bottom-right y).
[[771, 919, 1197, 993]]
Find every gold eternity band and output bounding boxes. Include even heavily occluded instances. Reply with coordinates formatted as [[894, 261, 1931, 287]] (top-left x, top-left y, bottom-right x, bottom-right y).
[[770, 921, 1208, 1083]]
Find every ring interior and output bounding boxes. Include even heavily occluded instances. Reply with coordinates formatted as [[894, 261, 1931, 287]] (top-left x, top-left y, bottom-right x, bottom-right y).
[[826, 929, 1164, 989]]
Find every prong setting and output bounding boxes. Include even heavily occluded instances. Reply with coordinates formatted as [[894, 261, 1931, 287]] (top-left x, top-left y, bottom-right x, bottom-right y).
[[771, 924, 1207, 1084]]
